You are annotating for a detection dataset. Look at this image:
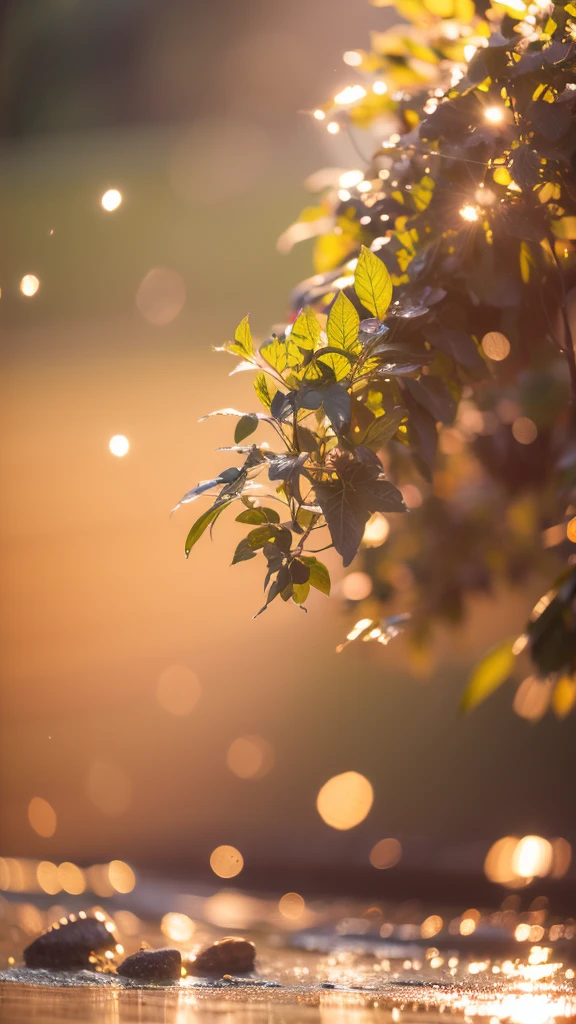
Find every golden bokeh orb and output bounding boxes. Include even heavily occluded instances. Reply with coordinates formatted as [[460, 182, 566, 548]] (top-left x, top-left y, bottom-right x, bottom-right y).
[[209, 845, 244, 879], [369, 837, 402, 869], [28, 797, 57, 838], [20, 274, 40, 297], [316, 771, 374, 830], [481, 331, 510, 361], [108, 860, 136, 893], [226, 735, 274, 780]]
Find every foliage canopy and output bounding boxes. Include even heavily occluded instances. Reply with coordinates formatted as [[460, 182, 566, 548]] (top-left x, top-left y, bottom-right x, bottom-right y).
[[174, 0, 576, 718]]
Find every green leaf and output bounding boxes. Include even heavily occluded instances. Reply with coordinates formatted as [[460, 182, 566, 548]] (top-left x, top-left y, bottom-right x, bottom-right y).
[[234, 414, 258, 444], [290, 307, 322, 350], [292, 582, 310, 604], [254, 372, 276, 411], [460, 638, 516, 714], [185, 501, 231, 557], [236, 507, 280, 525], [359, 409, 406, 450], [232, 537, 258, 564], [354, 245, 393, 319], [301, 556, 331, 596], [247, 524, 277, 549], [327, 290, 361, 354], [260, 337, 302, 374]]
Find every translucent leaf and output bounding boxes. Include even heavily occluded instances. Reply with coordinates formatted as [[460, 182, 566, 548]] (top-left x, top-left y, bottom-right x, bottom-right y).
[[551, 675, 576, 718], [460, 638, 516, 714], [327, 291, 361, 354], [227, 315, 254, 359], [354, 245, 393, 319], [260, 337, 302, 374], [254, 372, 276, 411], [314, 232, 357, 274], [423, 0, 454, 15], [359, 409, 406, 450], [291, 307, 322, 351], [292, 582, 311, 604], [235, 507, 280, 525], [317, 350, 353, 382], [300, 557, 331, 595], [552, 217, 576, 240]]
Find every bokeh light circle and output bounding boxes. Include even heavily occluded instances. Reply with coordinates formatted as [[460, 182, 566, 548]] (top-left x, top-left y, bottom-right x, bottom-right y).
[[28, 797, 57, 838], [316, 771, 374, 830], [210, 845, 244, 878], [369, 838, 402, 869], [226, 735, 274, 780], [156, 665, 201, 717]]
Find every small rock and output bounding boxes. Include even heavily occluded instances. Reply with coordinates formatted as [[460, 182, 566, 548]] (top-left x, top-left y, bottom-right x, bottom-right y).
[[24, 916, 114, 969], [117, 948, 181, 982], [185, 936, 256, 977]]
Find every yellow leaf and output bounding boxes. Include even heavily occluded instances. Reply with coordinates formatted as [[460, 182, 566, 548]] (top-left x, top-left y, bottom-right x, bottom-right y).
[[317, 351, 352, 381], [411, 175, 435, 212], [519, 241, 534, 284], [460, 638, 516, 714], [327, 290, 361, 353], [551, 675, 576, 718], [227, 315, 254, 359], [423, 0, 454, 15], [254, 372, 276, 411], [298, 205, 328, 223], [552, 217, 576, 240], [260, 337, 302, 374], [291, 307, 322, 350], [454, 0, 475, 21], [493, 167, 511, 186], [354, 245, 393, 318], [314, 232, 356, 273]]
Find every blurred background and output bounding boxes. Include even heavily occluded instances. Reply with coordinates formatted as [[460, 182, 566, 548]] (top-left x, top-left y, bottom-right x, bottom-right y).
[[0, 0, 574, 911]]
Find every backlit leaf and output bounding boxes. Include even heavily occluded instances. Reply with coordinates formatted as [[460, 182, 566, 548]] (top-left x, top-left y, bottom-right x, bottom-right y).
[[359, 408, 406, 450], [300, 556, 331, 595], [460, 638, 516, 714], [551, 675, 576, 718], [236, 506, 280, 525], [227, 315, 254, 359], [291, 307, 322, 350], [354, 245, 393, 319], [327, 291, 361, 354], [254, 372, 276, 410], [260, 337, 302, 374], [292, 582, 311, 604]]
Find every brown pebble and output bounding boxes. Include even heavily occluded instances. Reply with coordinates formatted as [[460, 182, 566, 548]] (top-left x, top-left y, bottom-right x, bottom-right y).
[[117, 948, 181, 982], [24, 916, 114, 969], [185, 936, 256, 977]]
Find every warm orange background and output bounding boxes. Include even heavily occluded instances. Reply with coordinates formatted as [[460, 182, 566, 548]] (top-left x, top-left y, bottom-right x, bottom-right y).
[[0, 0, 573, 882]]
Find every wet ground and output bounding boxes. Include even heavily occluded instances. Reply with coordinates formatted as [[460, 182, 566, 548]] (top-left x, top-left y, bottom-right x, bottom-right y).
[[1, 877, 575, 1023]]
